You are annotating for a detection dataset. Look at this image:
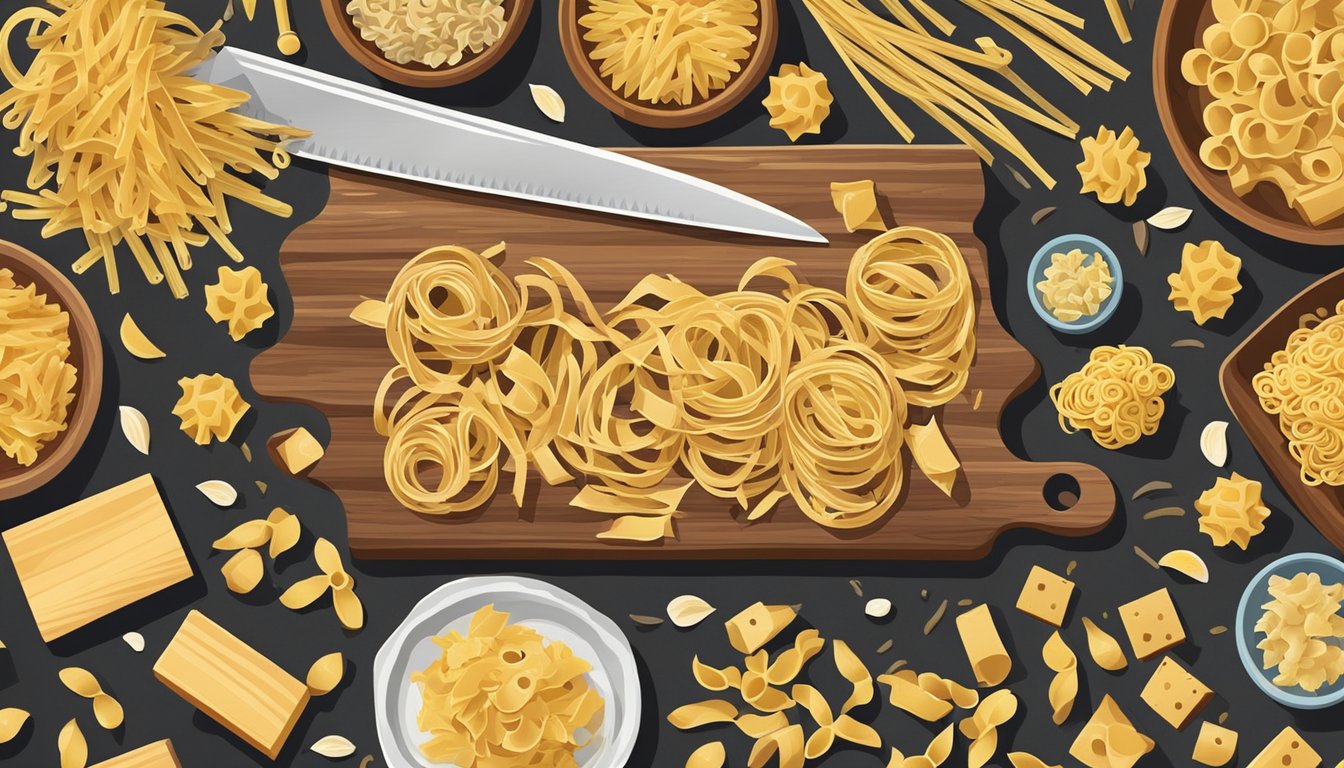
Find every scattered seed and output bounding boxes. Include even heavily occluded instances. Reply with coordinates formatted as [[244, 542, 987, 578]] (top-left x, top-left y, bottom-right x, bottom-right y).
[[1218, 711, 1229, 724], [849, 579, 864, 597], [1147, 206, 1193, 230], [196, 480, 238, 507], [1066, 560, 1078, 576], [1209, 626, 1228, 635], [629, 614, 663, 627], [973, 389, 983, 410], [667, 595, 716, 628], [956, 598, 973, 607], [1171, 338, 1205, 349], [920, 589, 929, 601], [122, 632, 145, 653], [1133, 220, 1149, 255], [255, 480, 268, 495], [1143, 506, 1186, 519], [884, 658, 908, 675], [1030, 206, 1056, 225], [241, 442, 253, 462], [876, 639, 893, 654], [119, 406, 151, 455], [1102, 610, 1109, 619], [924, 599, 948, 636], [529, 84, 566, 123], [1006, 164, 1031, 189], [1134, 545, 1160, 569], [360, 756, 375, 768], [310, 735, 356, 759], [1131, 480, 1173, 500], [1201, 421, 1229, 467]]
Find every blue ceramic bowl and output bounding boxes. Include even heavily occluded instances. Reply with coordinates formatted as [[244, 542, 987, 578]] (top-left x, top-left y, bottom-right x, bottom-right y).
[[1027, 234, 1123, 334], [1235, 552, 1344, 710]]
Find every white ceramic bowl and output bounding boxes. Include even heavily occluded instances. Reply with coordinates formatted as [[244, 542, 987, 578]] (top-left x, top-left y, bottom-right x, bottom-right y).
[[374, 576, 641, 767]]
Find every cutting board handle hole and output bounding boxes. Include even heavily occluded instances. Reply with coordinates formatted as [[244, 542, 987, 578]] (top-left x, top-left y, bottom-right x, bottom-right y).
[[1043, 473, 1081, 512]]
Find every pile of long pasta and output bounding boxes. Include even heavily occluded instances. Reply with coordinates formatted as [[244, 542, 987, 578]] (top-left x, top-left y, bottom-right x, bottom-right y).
[[356, 228, 976, 540], [0, 268, 77, 467], [0, 0, 309, 297], [800, 0, 1129, 187]]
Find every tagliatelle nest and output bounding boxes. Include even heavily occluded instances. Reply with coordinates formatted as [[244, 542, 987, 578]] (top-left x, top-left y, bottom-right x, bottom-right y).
[[1049, 345, 1174, 450], [346, 0, 506, 68], [1167, 240, 1241, 325], [204, 266, 274, 341], [1077, 125, 1150, 206], [1194, 472, 1270, 549], [173, 373, 250, 445], [763, 63, 832, 142]]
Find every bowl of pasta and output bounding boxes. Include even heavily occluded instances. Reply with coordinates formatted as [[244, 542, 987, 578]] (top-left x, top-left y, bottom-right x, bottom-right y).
[[1235, 552, 1344, 709], [374, 576, 640, 768], [322, 0, 534, 88], [1027, 234, 1123, 334], [1154, 0, 1344, 245], [558, 0, 778, 129], [0, 240, 102, 501]]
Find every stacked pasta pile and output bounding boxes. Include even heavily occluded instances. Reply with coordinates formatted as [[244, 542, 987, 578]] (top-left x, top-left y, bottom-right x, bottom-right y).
[[347, 0, 507, 68], [0, 0, 308, 297], [1181, 0, 1344, 225], [359, 228, 976, 540], [0, 269, 77, 467]]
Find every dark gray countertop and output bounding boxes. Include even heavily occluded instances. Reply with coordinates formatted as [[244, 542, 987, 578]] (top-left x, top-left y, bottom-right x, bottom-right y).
[[0, 0, 1342, 765]]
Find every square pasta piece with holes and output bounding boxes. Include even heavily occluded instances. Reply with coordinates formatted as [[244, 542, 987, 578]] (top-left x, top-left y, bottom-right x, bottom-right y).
[[1140, 656, 1211, 730], [1118, 587, 1186, 660], [1247, 727, 1320, 768], [1015, 565, 1076, 626]]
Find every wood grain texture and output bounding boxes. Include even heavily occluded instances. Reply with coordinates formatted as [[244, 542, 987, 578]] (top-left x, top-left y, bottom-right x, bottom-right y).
[[153, 611, 309, 760], [251, 146, 1116, 560], [90, 740, 182, 768], [1221, 267, 1344, 552], [2, 475, 192, 642]]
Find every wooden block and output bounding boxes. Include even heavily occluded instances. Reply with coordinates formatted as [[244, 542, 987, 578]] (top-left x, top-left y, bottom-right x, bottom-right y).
[[91, 740, 182, 768], [154, 611, 309, 759], [2, 475, 193, 642]]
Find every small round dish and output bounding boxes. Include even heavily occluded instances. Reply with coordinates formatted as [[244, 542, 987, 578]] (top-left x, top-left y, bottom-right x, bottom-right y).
[[0, 240, 102, 502], [1027, 233, 1123, 335], [1235, 552, 1344, 710], [322, 0, 534, 88], [557, 0, 777, 129], [374, 576, 640, 768]]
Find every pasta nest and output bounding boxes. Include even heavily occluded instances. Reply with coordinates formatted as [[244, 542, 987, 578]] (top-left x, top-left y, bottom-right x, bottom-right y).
[[347, 0, 506, 68], [173, 373, 250, 445], [204, 266, 274, 341], [1194, 472, 1270, 549], [1253, 305, 1344, 486], [1076, 125, 1150, 206], [1255, 572, 1344, 692], [763, 63, 833, 142], [579, 0, 759, 106], [1049, 345, 1174, 450], [1167, 240, 1241, 325], [0, 268, 77, 466]]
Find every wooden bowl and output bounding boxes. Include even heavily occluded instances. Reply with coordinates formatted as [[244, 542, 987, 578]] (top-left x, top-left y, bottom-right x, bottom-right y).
[[557, 0, 777, 129], [1154, 0, 1344, 245], [0, 240, 102, 501], [322, 0, 534, 88]]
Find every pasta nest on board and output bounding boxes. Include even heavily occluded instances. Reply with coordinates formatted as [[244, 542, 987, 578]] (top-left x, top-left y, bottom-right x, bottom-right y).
[[763, 63, 833, 142], [204, 266, 275, 341], [1077, 125, 1150, 205], [1049, 345, 1174, 450], [1167, 240, 1241, 325], [173, 373, 250, 445], [1194, 472, 1270, 549]]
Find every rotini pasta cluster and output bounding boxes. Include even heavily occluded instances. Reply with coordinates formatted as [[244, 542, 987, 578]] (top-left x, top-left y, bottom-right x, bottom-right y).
[[204, 266, 274, 341], [1077, 126, 1151, 206], [173, 373, 250, 445], [1253, 300, 1344, 485], [1050, 345, 1175, 450], [1181, 0, 1344, 225], [360, 228, 976, 540], [1167, 240, 1243, 325], [347, 0, 506, 69]]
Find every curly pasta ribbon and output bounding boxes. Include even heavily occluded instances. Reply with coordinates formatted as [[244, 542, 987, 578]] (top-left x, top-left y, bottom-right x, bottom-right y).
[[1050, 345, 1174, 449]]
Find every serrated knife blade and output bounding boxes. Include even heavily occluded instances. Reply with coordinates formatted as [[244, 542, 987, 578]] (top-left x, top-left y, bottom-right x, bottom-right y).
[[192, 47, 826, 243]]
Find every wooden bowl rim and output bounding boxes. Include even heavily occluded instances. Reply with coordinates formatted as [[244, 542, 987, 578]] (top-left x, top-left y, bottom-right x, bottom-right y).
[[321, 0, 535, 88], [556, 0, 778, 129], [1153, 0, 1344, 246], [0, 240, 102, 501]]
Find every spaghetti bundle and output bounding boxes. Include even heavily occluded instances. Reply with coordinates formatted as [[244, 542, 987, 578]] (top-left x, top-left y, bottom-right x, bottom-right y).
[[1050, 345, 1174, 450], [1253, 302, 1344, 486], [364, 231, 976, 539], [0, 0, 309, 297]]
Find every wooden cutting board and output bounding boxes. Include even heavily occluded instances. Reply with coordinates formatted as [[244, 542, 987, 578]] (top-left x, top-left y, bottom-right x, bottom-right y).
[[252, 146, 1116, 560]]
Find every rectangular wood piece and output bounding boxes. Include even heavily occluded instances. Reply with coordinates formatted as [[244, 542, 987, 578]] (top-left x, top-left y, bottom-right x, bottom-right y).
[[90, 740, 182, 768], [251, 146, 1116, 560], [2, 474, 193, 642], [154, 611, 310, 759]]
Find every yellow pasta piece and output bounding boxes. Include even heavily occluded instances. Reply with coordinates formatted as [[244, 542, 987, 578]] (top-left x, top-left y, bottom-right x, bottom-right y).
[[763, 63, 833, 141], [736, 711, 789, 738], [58, 719, 86, 768], [1035, 248, 1114, 322], [1102, 0, 1131, 43], [596, 513, 678, 542], [1069, 695, 1154, 768], [747, 723, 804, 768], [1168, 241, 1241, 325], [830, 180, 887, 232], [1051, 345, 1174, 449], [0, 708, 29, 745], [0, 268, 77, 467], [765, 629, 825, 685], [1078, 126, 1150, 205], [880, 670, 954, 721], [173, 373, 249, 445], [1041, 632, 1078, 725], [687, 741, 728, 768], [271, 427, 324, 476], [888, 724, 955, 768], [119, 314, 165, 360], [204, 266, 274, 341], [1192, 722, 1238, 767], [1254, 571, 1344, 692], [792, 684, 880, 759], [279, 537, 363, 630], [908, 417, 960, 496], [726, 603, 797, 655], [304, 652, 345, 696], [959, 689, 1018, 768], [1195, 473, 1270, 549], [955, 604, 1012, 686], [692, 657, 742, 691], [59, 667, 124, 730], [668, 700, 739, 729], [1081, 616, 1128, 671], [1009, 753, 1062, 768]]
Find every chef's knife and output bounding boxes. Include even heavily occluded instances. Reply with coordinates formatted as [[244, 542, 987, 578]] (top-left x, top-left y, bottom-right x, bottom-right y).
[[193, 47, 826, 243]]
